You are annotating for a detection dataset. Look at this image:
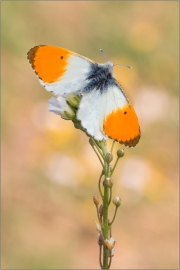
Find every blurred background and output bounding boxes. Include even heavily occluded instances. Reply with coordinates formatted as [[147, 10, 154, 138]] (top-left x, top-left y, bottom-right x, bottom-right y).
[[1, 1, 179, 269]]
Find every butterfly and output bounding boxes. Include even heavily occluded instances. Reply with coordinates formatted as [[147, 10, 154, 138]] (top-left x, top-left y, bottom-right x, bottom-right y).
[[27, 45, 140, 147]]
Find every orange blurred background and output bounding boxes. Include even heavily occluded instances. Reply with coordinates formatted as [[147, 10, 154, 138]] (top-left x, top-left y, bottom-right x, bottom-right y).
[[2, 1, 179, 269]]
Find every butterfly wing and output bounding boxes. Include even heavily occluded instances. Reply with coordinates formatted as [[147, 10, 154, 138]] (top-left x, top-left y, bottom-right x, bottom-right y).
[[27, 46, 140, 146], [102, 84, 141, 147], [77, 89, 108, 141], [27, 45, 95, 96], [77, 83, 140, 147]]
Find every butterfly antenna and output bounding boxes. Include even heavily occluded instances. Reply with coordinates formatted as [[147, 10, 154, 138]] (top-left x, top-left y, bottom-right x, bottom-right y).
[[114, 63, 132, 69], [100, 49, 109, 61]]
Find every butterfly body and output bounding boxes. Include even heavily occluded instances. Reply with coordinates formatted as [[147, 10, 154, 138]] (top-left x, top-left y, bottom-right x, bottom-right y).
[[27, 45, 140, 147]]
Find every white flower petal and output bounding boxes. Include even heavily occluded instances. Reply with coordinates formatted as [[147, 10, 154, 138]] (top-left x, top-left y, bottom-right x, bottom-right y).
[[109, 237, 115, 245], [48, 97, 59, 107], [48, 96, 74, 118], [111, 249, 115, 256], [48, 104, 64, 116], [57, 96, 68, 108]]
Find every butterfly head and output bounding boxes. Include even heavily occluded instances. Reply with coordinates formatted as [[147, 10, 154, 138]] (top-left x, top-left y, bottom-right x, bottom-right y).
[[101, 61, 114, 75]]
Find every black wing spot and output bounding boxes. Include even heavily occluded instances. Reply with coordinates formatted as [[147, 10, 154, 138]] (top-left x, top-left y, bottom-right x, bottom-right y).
[[124, 111, 127, 114], [60, 56, 63, 59]]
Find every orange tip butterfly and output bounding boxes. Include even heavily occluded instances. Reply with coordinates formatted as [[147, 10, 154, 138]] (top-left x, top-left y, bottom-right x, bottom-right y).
[[27, 45, 141, 147]]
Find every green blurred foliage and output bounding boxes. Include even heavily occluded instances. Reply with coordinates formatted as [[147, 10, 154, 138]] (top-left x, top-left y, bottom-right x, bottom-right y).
[[2, 1, 179, 269]]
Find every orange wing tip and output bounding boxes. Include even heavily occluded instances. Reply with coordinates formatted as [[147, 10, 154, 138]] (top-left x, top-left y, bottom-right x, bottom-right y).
[[27, 45, 44, 65], [107, 130, 141, 147], [27, 45, 71, 83], [118, 131, 141, 147], [103, 104, 141, 147]]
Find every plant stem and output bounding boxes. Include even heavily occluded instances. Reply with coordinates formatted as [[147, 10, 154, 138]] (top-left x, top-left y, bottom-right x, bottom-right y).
[[102, 182, 109, 269], [91, 139, 122, 269], [93, 139, 104, 158], [108, 187, 112, 206], [109, 207, 118, 226], [99, 245, 103, 269], [98, 172, 104, 200], [108, 253, 112, 269], [96, 205, 102, 226], [97, 141, 110, 269], [110, 140, 116, 153], [110, 157, 119, 176], [92, 144, 104, 168]]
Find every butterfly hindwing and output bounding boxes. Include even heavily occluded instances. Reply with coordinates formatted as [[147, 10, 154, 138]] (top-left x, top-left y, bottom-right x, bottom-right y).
[[102, 84, 141, 147], [77, 83, 140, 147], [77, 89, 107, 141]]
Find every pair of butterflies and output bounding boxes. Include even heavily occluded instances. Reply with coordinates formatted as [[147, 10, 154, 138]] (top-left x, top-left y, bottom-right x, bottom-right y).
[[27, 45, 140, 147]]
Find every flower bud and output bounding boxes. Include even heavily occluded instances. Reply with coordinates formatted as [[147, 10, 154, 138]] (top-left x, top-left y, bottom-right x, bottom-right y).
[[93, 195, 99, 206], [64, 110, 76, 119], [48, 96, 75, 120], [103, 177, 113, 188], [117, 149, 124, 158], [104, 237, 116, 250], [112, 196, 121, 207], [98, 233, 104, 246], [67, 94, 81, 108], [95, 221, 101, 232], [99, 204, 103, 217], [105, 152, 113, 163]]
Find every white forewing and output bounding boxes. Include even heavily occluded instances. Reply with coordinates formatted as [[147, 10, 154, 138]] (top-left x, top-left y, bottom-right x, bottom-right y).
[[77, 89, 108, 141], [39, 54, 93, 97]]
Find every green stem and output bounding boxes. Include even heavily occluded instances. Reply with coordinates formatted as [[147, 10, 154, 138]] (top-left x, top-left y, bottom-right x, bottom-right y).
[[108, 187, 112, 206], [109, 225, 112, 238], [93, 139, 104, 158], [96, 141, 110, 269], [108, 253, 112, 269], [107, 163, 110, 178], [92, 144, 104, 168], [99, 141, 107, 157], [98, 172, 104, 199], [110, 140, 116, 153], [110, 157, 119, 176], [99, 245, 103, 269], [102, 183, 109, 269], [96, 205, 102, 226], [109, 207, 118, 226]]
